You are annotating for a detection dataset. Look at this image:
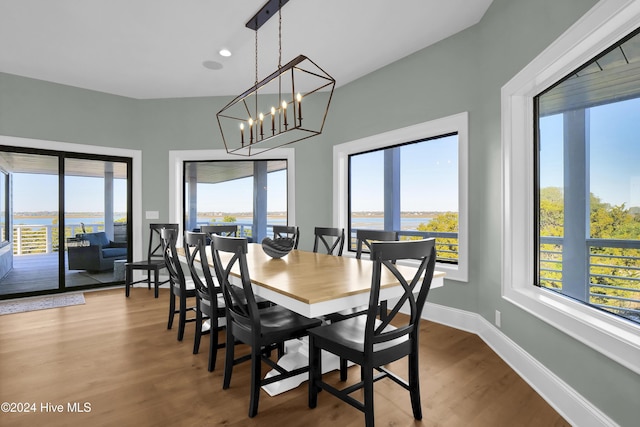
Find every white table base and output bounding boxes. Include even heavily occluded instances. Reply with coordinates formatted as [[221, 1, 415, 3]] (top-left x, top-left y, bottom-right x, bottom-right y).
[[262, 338, 351, 396]]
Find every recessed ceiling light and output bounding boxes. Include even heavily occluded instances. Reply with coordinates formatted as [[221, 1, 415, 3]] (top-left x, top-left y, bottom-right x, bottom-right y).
[[219, 49, 232, 57], [203, 60, 223, 70]]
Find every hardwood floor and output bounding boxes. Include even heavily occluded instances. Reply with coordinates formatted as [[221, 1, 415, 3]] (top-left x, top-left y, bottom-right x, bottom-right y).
[[0, 288, 568, 426]]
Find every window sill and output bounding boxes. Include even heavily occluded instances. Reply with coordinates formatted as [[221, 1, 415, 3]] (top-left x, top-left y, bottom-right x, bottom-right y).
[[343, 251, 467, 282], [503, 281, 640, 374]]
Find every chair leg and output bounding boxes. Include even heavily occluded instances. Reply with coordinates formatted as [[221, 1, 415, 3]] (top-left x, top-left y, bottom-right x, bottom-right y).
[[125, 265, 132, 297], [193, 305, 202, 354], [222, 323, 234, 389], [208, 316, 218, 372], [339, 357, 348, 381], [277, 342, 285, 359], [177, 293, 187, 341], [153, 268, 160, 298], [408, 350, 422, 420], [363, 365, 375, 427], [167, 287, 176, 330], [248, 345, 262, 418], [308, 335, 321, 409]]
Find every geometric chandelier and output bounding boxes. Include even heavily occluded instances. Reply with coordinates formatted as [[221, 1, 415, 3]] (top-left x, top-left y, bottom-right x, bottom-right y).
[[216, 0, 335, 156]]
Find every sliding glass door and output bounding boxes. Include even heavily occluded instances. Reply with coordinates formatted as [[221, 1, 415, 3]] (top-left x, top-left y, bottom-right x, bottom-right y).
[[0, 146, 132, 298]]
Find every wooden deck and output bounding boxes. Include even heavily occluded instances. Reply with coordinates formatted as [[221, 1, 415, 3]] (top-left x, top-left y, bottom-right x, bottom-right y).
[[0, 252, 120, 296]]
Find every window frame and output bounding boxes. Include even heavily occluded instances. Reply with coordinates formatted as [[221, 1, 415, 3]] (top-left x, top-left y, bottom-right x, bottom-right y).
[[333, 112, 468, 282], [0, 170, 8, 248], [169, 148, 296, 241], [501, 0, 640, 374]]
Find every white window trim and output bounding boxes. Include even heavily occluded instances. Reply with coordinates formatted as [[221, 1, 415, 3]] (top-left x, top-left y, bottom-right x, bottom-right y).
[[501, 0, 640, 375], [169, 148, 296, 238], [333, 112, 468, 282], [0, 135, 144, 261]]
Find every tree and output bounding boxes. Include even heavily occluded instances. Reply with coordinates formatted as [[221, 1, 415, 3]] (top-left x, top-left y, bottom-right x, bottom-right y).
[[416, 212, 458, 262], [539, 188, 640, 320]]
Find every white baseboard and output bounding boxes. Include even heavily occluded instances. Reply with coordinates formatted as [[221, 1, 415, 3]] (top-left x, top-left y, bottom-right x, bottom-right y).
[[421, 302, 617, 427]]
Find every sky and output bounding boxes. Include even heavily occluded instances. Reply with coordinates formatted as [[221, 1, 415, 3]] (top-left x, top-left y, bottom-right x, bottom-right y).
[[13, 175, 128, 213], [350, 135, 459, 212], [195, 169, 287, 213], [539, 97, 640, 208]]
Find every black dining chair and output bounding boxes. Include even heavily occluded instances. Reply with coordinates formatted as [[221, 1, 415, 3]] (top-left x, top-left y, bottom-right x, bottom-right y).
[[183, 231, 226, 371], [125, 223, 178, 298], [313, 226, 344, 256], [308, 238, 437, 427], [210, 235, 322, 418], [184, 231, 271, 371], [161, 227, 197, 341], [272, 225, 300, 249], [355, 229, 398, 260], [355, 229, 399, 318], [201, 224, 239, 237]]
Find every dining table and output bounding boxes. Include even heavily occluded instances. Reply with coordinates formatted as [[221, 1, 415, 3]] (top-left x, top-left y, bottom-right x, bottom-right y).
[[179, 242, 445, 395]]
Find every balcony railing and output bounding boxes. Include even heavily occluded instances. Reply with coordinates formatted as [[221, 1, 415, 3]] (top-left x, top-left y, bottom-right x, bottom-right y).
[[349, 228, 459, 264], [12, 223, 105, 255], [539, 236, 640, 323]]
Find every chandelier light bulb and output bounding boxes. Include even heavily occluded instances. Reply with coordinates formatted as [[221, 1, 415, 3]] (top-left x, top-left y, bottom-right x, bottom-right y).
[[281, 100, 288, 129]]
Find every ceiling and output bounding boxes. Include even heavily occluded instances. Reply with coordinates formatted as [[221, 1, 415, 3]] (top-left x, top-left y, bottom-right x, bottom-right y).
[[0, 150, 129, 177], [0, 0, 493, 100]]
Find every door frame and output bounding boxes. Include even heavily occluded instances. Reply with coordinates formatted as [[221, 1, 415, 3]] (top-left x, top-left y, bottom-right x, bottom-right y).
[[0, 135, 143, 291]]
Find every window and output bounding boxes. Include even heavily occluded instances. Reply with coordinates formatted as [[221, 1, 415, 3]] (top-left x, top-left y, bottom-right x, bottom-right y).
[[334, 112, 468, 282], [183, 159, 288, 242], [535, 28, 640, 325], [502, 1, 640, 374], [169, 148, 296, 243], [0, 170, 8, 247], [348, 134, 459, 264]]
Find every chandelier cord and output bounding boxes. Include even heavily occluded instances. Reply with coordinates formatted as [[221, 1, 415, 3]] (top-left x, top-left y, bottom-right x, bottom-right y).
[[278, 0, 282, 69], [254, 27, 259, 86]]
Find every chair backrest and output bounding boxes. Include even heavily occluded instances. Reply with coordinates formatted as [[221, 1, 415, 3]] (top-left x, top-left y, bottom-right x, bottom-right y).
[[149, 223, 179, 262], [160, 227, 187, 291], [313, 227, 345, 256], [210, 235, 260, 334], [273, 225, 300, 249], [201, 224, 238, 238], [364, 238, 436, 353], [183, 231, 217, 302], [355, 229, 398, 260]]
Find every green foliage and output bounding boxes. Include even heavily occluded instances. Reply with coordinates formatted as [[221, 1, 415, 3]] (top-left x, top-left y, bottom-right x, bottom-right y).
[[416, 212, 458, 262], [223, 215, 236, 223], [539, 188, 640, 319]]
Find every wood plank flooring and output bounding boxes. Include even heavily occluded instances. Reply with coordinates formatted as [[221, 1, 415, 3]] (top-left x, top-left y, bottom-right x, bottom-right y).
[[0, 288, 569, 426]]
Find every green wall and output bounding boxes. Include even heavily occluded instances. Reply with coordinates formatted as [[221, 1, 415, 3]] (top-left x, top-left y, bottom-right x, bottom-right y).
[[1, 0, 638, 424]]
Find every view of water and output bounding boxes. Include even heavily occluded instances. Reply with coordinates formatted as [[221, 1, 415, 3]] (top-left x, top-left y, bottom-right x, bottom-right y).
[[14, 216, 432, 231], [198, 216, 431, 231], [13, 217, 125, 225]]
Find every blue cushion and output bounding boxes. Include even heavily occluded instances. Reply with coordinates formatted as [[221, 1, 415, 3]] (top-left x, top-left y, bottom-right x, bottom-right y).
[[102, 247, 127, 258], [81, 232, 110, 247]]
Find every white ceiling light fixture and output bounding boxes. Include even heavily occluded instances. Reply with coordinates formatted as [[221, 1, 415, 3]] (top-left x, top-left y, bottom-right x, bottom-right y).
[[216, 0, 335, 156], [219, 49, 232, 57]]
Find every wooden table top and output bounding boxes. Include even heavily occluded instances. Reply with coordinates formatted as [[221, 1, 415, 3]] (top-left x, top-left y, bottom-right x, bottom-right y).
[[180, 243, 445, 317]]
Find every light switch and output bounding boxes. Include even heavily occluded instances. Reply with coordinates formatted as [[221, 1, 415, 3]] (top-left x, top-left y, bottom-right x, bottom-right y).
[[145, 211, 159, 219]]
